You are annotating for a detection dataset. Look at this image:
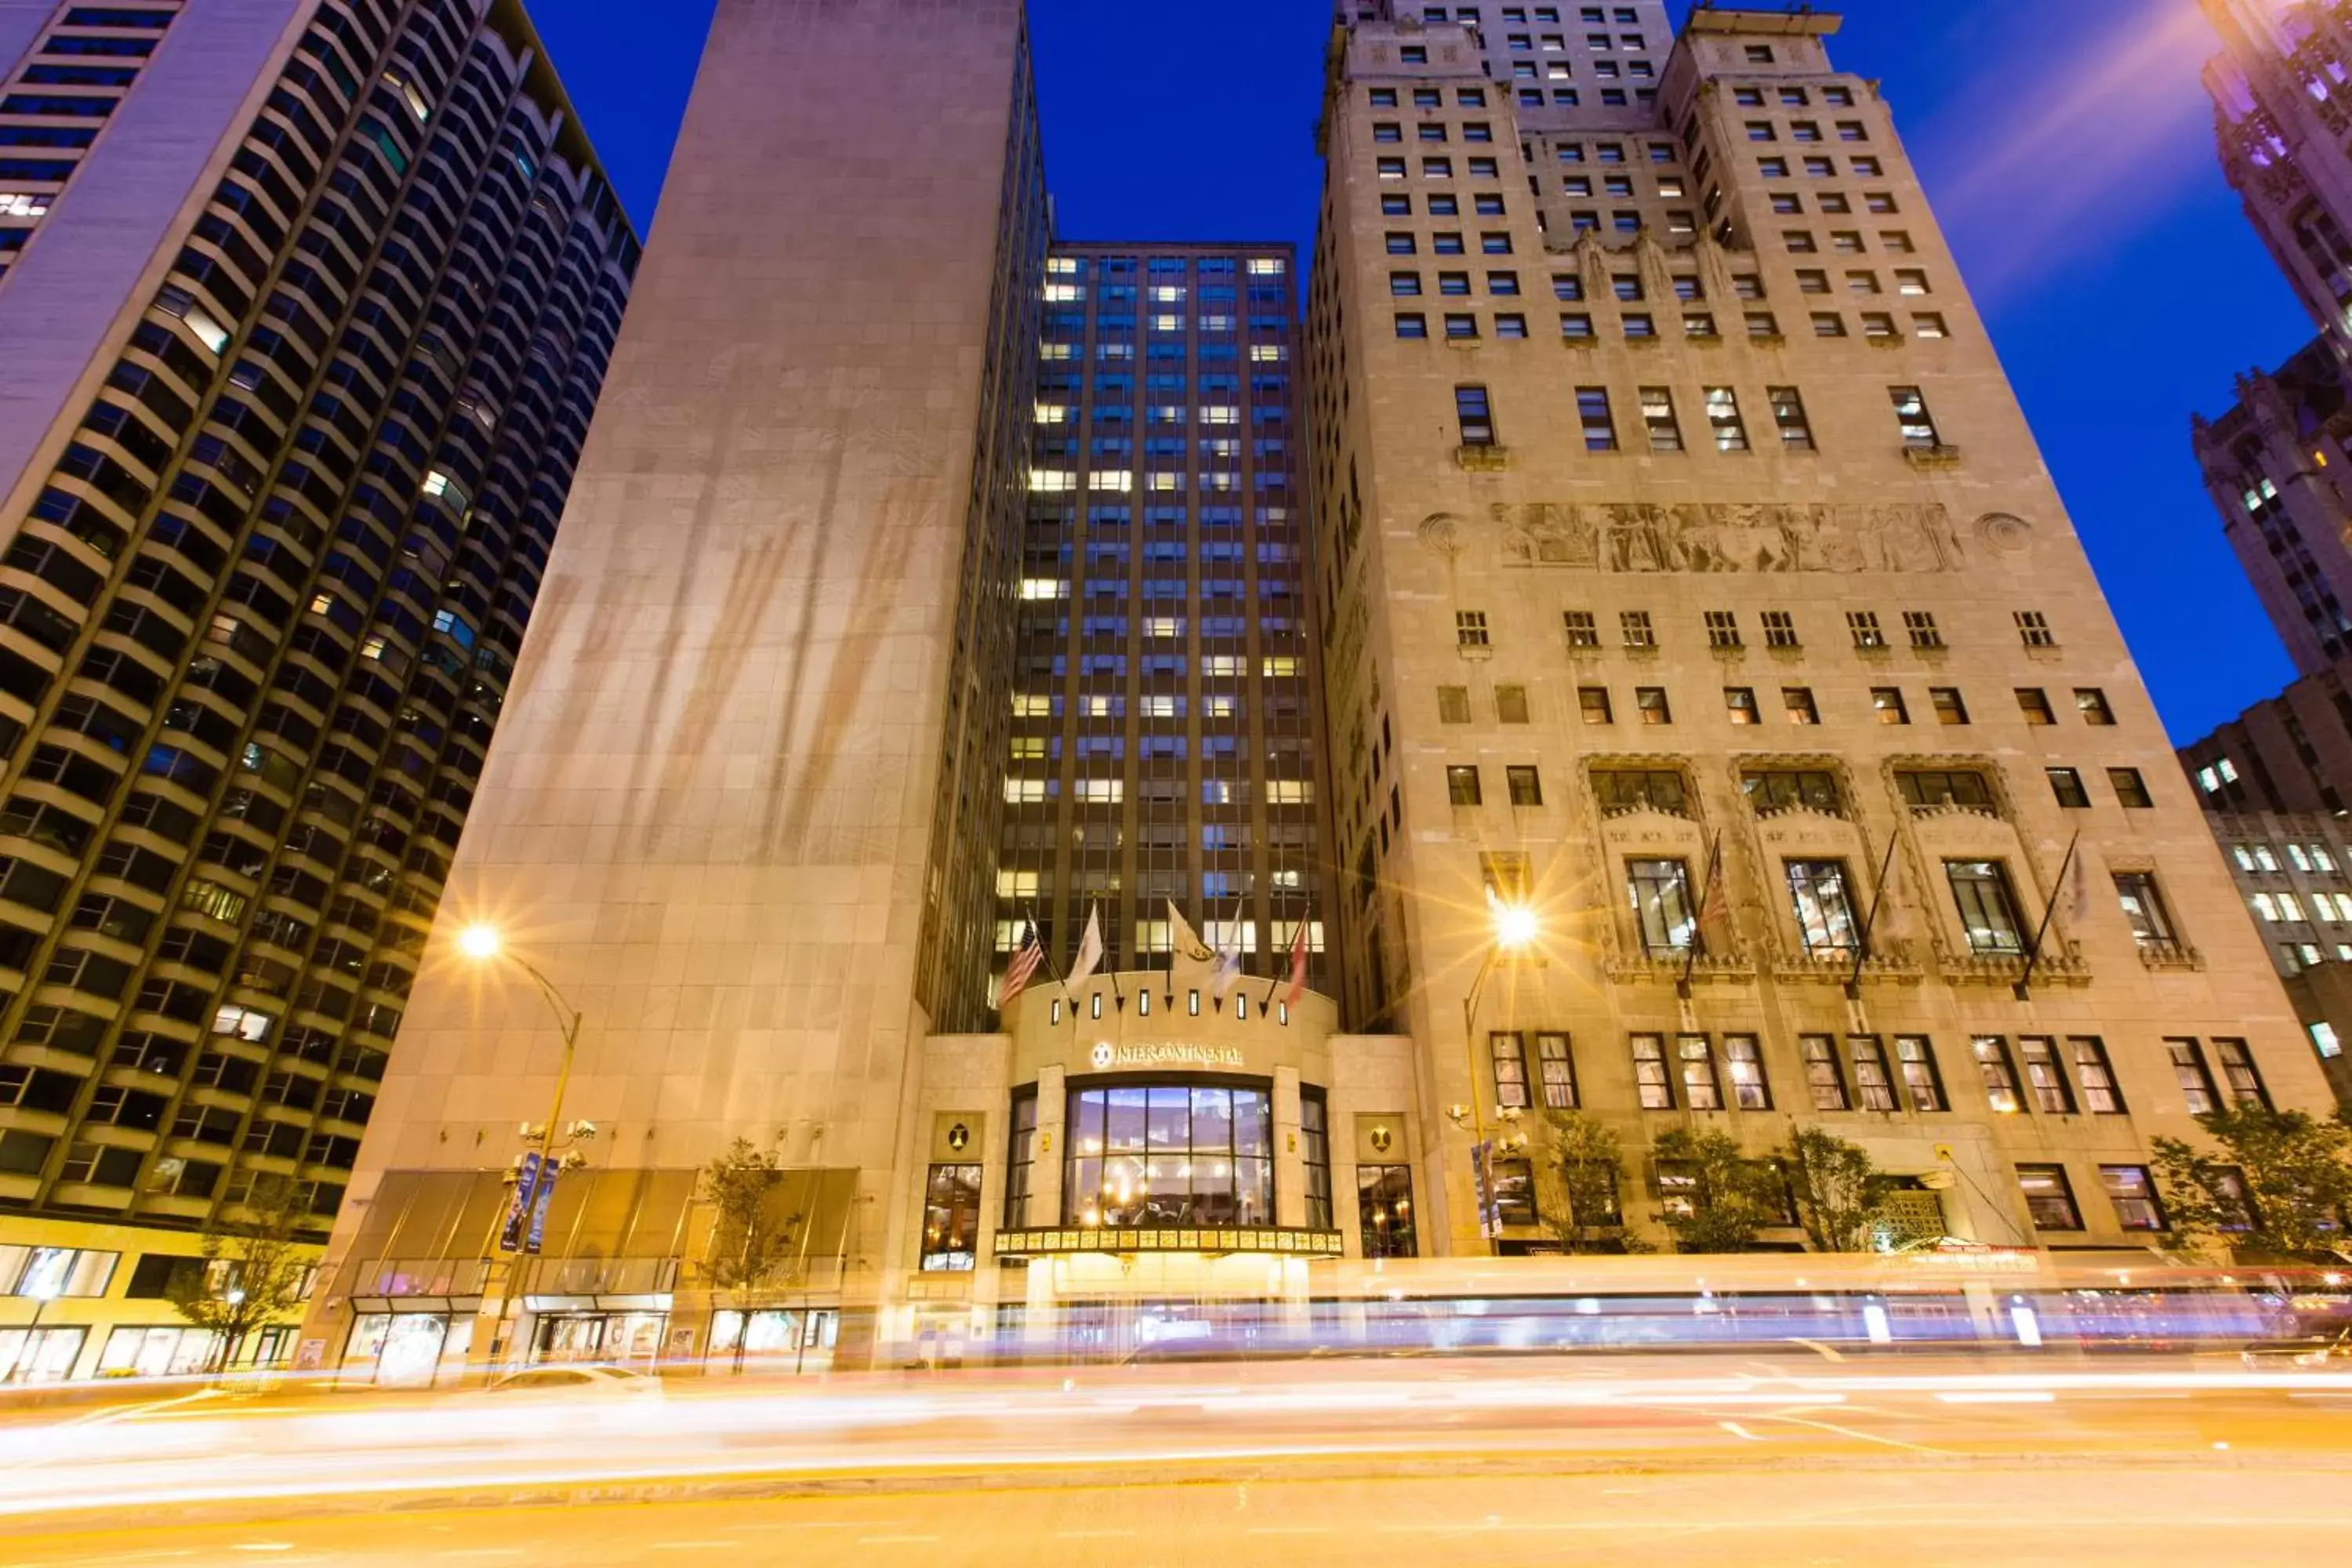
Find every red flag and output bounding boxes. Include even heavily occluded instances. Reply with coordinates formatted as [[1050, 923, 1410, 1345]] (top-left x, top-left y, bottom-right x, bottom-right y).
[[999, 923, 1044, 1009], [1284, 919, 1312, 1005]]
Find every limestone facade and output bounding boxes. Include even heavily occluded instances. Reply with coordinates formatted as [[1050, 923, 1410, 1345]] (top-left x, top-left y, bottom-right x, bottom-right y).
[[1307, 6, 2339, 1257]]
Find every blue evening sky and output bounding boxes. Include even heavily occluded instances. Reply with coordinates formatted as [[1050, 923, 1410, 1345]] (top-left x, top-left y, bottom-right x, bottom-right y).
[[528, 0, 2311, 744]]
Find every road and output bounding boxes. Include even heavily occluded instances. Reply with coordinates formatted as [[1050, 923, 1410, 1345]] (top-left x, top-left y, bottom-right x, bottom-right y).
[[6, 1355, 2350, 1563]]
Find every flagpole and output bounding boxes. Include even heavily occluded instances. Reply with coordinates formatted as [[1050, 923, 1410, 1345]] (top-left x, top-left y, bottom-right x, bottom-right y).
[[1025, 903, 1078, 1027], [1846, 830, 1902, 1002], [1679, 831, 1722, 1000], [2014, 829, 2082, 1003]]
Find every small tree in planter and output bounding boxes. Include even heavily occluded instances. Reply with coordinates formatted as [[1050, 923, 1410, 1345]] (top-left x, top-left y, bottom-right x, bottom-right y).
[[702, 1134, 804, 1370], [1652, 1127, 1784, 1254], [167, 1175, 317, 1377], [1537, 1111, 1649, 1254], [1778, 1126, 1895, 1254]]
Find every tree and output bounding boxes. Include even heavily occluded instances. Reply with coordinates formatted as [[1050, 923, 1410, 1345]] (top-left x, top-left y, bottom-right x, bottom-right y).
[[2151, 1105, 2352, 1262], [1651, 1127, 1785, 1254], [1779, 1127, 1893, 1254], [701, 1134, 804, 1369], [166, 1175, 317, 1376], [1537, 1111, 1647, 1254]]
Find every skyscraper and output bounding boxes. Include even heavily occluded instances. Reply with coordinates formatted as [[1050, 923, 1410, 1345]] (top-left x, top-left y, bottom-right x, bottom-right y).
[[2203, 0, 2352, 356], [1311, 2, 2333, 1256], [0, 0, 635, 1383], [1009, 241, 1330, 998], [306, 0, 1047, 1379]]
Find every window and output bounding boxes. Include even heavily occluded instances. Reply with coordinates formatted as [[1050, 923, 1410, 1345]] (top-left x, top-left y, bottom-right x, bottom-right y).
[[1496, 684, 1530, 724], [1396, 311, 1428, 339], [1062, 1085, 1274, 1227], [2215, 1038, 2270, 1109], [2047, 768, 2090, 809], [1635, 686, 1671, 724], [1904, 610, 1942, 649], [1632, 1033, 1675, 1109], [1726, 1034, 1770, 1110], [2113, 872, 2176, 950], [1579, 686, 1613, 724], [1762, 611, 1799, 648], [1889, 386, 1940, 448], [1640, 387, 1682, 451], [1438, 684, 1472, 724], [2016, 688, 2055, 724], [2169, 1038, 2220, 1116], [1482, 852, 1532, 902], [1457, 610, 1490, 648], [1786, 860, 1859, 956], [1784, 686, 1820, 724], [1849, 1036, 1898, 1112], [2108, 768, 2151, 809], [1564, 610, 1599, 648], [2018, 1165, 2083, 1231], [1745, 769, 1842, 815], [1392, 270, 1424, 296], [1491, 1032, 1530, 1111], [1801, 1036, 1849, 1111], [1537, 1032, 1576, 1109], [1946, 861, 2025, 955], [1497, 764, 1542, 808], [1678, 1035, 1723, 1110], [1446, 765, 1483, 806], [2070, 1036, 2125, 1114], [2020, 1036, 2075, 1114], [1360, 1163, 1417, 1258], [1843, 610, 1885, 650], [1704, 387, 1748, 452], [1705, 610, 1742, 649], [1444, 313, 1479, 339], [2016, 610, 2056, 648], [1973, 1036, 2024, 1114], [1871, 687, 1908, 724], [1628, 860, 1694, 955], [1768, 387, 1813, 449], [2074, 688, 2116, 725], [2100, 1166, 2165, 1232], [920, 1164, 984, 1272], [1929, 688, 1968, 725], [1725, 687, 1760, 725], [1577, 387, 1617, 450], [1895, 1036, 1947, 1112], [1595, 770, 1687, 815]]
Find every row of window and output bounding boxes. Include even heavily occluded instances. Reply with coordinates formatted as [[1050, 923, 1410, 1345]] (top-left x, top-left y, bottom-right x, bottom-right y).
[[1450, 607, 2066, 662], [1406, 306, 1947, 343], [1490, 1029, 2264, 1121], [1444, 750, 2154, 813]]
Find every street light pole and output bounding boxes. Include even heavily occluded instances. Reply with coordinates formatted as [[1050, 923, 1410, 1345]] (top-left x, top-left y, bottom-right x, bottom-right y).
[[1457, 900, 1541, 1258], [462, 928, 586, 1372]]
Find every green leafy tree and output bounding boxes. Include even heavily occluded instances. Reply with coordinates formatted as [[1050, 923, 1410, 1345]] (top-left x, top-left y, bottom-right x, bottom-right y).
[[1652, 1127, 1785, 1254], [2151, 1106, 2352, 1262], [1779, 1126, 1893, 1254], [166, 1175, 317, 1375], [1537, 1111, 1649, 1254], [702, 1134, 804, 1368]]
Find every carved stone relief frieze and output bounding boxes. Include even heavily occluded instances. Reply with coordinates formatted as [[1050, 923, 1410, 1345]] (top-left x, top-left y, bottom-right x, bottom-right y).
[[1493, 501, 1966, 575]]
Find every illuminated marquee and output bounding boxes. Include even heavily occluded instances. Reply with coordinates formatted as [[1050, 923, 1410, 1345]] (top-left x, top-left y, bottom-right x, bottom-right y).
[[1087, 1041, 1247, 1072]]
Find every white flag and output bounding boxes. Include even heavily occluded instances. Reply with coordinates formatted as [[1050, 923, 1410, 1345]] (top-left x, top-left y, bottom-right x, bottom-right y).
[[1211, 938, 1244, 998], [1167, 901, 1214, 965], [1066, 904, 1105, 990]]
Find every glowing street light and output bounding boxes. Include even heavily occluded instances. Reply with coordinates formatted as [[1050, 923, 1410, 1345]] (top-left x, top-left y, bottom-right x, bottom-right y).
[[458, 924, 587, 1369], [1458, 896, 1544, 1254]]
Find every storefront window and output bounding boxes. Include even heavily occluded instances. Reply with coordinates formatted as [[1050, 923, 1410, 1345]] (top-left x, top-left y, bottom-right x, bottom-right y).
[[1065, 1083, 1274, 1227], [1359, 1164, 1417, 1258], [0, 1326, 85, 1382], [921, 1163, 983, 1271], [1004, 1091, 1038, 1229], [1301, 1091, 1332, 1230]]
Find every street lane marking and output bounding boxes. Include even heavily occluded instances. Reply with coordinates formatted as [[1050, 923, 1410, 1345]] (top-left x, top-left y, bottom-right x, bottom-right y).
[[233, 1548, 294, 1555], [1057, 1530, 1138, 1539], [649, 1542, 739, 1551], [858, 1537, 940, 1546], [1718, 1421, 1763, 1441], [1788, 1338, 1846, 1363], [1935, 1391, 2056, 1405], [1247, 1527, 1336, 1535], [436, 1552, 525, 1560]]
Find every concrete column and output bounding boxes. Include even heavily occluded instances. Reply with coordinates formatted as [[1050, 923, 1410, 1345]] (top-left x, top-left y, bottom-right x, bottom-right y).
[[1272, 1066, 1305, 1228]]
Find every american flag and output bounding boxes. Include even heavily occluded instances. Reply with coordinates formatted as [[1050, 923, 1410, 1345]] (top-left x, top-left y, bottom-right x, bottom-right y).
[[1000, 922, 1044, 1009], [1284, 918, 1312, 1006]]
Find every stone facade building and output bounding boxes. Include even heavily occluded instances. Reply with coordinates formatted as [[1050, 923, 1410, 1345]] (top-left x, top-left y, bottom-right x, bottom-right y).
[[0, 0, 635, 1383], [1308, 3, 2335, 1259]]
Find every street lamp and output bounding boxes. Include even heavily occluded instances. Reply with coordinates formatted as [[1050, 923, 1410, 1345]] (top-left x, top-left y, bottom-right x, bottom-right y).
[[459, 924, 587, 1369], [1457, 898, 1541, 1255]]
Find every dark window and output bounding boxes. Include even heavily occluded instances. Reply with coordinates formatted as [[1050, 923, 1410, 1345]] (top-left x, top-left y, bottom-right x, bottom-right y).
[[2018, 1164, 2083, 1230]]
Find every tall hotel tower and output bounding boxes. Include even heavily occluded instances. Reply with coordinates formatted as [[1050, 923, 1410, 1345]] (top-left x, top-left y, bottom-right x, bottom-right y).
[[1311, 2, 2334, 1255], [1009, 241, 1332, 996], [0, 0, 635, 1382]]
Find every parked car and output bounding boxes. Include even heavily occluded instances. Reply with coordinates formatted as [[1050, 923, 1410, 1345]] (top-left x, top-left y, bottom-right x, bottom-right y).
[[484, 1364, 664, 1400], [2240, 1329, 2352, 1369]]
